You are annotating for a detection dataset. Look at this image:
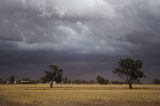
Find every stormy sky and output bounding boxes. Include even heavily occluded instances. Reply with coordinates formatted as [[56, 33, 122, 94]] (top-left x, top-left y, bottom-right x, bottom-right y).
[[0, 0, 160, 82]]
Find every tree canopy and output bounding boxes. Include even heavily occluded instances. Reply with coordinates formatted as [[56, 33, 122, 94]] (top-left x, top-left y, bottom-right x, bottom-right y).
[[41, 64, 63, 87], [113, 58, 145, 89]]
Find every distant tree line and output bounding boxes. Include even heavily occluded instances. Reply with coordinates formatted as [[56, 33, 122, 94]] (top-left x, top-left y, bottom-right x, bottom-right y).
[[41, 58, 146, 89], [153, 79, 160, 84], [0, 78, 6, 84], [1, 58, 160, 88], [0, 75, 123, 85], [96, 75, 109, 84], [0, 76, 39, 84]]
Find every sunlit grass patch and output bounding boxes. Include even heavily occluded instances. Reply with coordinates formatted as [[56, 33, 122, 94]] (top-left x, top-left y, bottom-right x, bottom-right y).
[[0, 84, 160, 106]]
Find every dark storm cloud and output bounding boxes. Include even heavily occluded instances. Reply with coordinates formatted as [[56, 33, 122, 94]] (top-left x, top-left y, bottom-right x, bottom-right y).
[[0, 0, 160, 82]]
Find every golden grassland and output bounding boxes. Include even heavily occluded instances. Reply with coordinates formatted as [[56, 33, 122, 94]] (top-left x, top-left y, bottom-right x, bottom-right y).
[[0, 84, 160, 106]]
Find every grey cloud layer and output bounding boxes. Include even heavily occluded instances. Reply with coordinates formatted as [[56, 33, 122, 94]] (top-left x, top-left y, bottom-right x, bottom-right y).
[[0, 0, 160, 81], [1, 0, 160, 54]]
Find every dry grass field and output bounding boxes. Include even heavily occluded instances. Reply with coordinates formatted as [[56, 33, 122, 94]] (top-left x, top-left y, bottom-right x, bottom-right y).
[[0, 84, 160, 106]]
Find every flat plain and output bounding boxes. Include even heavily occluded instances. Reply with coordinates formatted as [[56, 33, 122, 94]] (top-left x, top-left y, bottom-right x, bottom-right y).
[[0, 84, 160, 106]]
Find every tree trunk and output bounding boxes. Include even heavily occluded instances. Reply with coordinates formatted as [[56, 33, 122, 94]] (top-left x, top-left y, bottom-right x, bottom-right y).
[[50, 83, 53, 88], [129, 83, 132, 89], [50, 81, 53, 88]]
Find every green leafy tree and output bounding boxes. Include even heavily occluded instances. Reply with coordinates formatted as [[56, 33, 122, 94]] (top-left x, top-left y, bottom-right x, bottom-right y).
[[41, 65, 63, 88], [113, 58, 145, 89], [96, 75, 109, 84]]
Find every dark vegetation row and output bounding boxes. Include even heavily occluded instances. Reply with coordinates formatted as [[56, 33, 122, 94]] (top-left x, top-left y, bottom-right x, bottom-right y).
[[0, 76, 160, 85], [0, 58, 160, 88]]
